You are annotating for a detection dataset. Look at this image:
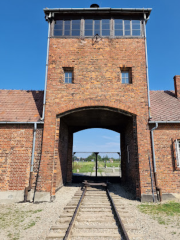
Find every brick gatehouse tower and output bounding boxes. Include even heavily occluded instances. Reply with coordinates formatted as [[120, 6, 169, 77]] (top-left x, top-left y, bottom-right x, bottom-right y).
[[38, 5, 152, 201], [1, 5, 180, 202]]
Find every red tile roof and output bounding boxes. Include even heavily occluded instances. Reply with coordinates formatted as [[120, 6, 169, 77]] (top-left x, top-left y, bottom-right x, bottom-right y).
[[0, 90, 179, 123], [150, 90, 180, 121], [0, 90, 43, 122]]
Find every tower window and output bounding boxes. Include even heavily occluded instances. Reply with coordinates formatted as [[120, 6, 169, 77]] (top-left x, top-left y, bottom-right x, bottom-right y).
[[54, 19, 142, 37], [54, 20, 81, 36], [64, 71, 72, 83], [63, 68, 74, 83], [84, 19, 110, 36], [121, 72, 129, 84]]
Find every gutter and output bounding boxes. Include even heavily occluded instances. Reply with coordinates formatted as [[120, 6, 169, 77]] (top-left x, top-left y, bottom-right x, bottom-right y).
[[149, 121, 180, 124], [150, 122, 162, 201], [24, 122, 37, 202]]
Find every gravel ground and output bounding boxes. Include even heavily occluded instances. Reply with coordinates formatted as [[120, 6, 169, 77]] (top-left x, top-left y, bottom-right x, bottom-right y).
[[0, 184, 80, 240], [109, 184, 180, 240], [1, 183, 180, 240]]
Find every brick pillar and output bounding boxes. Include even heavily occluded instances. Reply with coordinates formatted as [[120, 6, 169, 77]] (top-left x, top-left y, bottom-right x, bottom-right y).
[[120, 132, 126, 182], [67, 131, 73, 183], [174, 75, 180, 98]]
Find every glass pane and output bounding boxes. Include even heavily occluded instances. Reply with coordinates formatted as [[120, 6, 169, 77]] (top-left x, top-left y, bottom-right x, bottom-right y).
[[102, 30, 110, 36], [94, 20, 101, 35], [85, 20, 93, 36], [132, 30, 141, 36], [72, 20, 80, 30], [132, 20, 140, 25], [115, 30, 123, 36], [64, 20, 70, 35], [68, 72, 72, 78], [72, 30, 80, 36], [85, 30, 93, 36], [132, 20, 140, 30], [125, 30, 130, 36], [55, 20, 63, 25], [65, 72, 69, 78], [54, 22, 63, 30], [102, 19, 110, 30], [124, 20, 130, 30], [85, 19, 93, 24], [65, 78, 69, 83], [54, 30, 63, 36], [115, 19, 123, 26], [122, 78, 126, 84]]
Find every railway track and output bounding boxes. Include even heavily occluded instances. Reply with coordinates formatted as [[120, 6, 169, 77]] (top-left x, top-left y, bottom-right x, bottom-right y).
[[46, 182, 130, 240]]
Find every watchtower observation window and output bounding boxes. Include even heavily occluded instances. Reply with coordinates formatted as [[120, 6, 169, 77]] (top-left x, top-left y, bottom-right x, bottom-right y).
[[84, 19, 110, 37], [114, 19, 141, 36], [53, 19, 142, 37], [54, 20, 81, 36]]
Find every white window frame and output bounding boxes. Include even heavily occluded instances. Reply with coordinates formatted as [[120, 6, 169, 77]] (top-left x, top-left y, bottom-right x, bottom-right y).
[[175, 139, 180, 167]]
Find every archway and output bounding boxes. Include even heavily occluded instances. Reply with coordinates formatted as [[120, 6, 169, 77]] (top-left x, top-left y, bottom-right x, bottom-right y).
[[56, 106, 139, 196]]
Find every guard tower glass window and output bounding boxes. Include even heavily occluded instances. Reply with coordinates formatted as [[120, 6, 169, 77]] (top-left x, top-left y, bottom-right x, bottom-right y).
[[54, 20, 81, 36], [124, 20, 131, 36], [121, 71, 130, 84], [114, 20, 123, 36], [132, 20, 141, 36], [84, 19, 110, 36], [114, 20, 141, 37], [64, 71, 72, 83]]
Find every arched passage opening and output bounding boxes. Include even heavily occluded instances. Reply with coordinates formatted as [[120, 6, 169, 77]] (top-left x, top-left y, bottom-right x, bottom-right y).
[[56, 106, 139, 197], [73, 128, 121, 181]]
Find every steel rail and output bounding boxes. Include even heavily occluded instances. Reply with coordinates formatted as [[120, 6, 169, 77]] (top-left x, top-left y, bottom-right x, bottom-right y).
[[63, 186, 87, 240], [106, 188, 130, 240]]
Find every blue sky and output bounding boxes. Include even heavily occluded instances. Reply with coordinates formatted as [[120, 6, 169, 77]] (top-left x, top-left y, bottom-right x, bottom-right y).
[[1, 0, 180, 152]]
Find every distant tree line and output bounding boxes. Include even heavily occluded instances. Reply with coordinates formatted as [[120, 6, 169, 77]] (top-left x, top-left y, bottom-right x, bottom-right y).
[[74, 153, 120, 162]]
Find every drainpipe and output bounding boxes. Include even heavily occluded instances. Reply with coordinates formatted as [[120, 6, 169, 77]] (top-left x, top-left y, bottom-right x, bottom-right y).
[[150, 122, 162, 201], [41, 13, 51, 121], [24, 122, 37, 202], [144, 13, 151, 119]]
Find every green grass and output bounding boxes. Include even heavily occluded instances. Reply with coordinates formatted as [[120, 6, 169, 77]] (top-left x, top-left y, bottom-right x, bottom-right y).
[[139, 202, 180, 216], [73, 161, 120, 173], [73, 162, 95, 173], [138, 201, 180, 225]]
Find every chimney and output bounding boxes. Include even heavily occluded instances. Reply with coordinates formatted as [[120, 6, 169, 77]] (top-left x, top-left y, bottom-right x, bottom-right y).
[[174, 75, 180, 98]]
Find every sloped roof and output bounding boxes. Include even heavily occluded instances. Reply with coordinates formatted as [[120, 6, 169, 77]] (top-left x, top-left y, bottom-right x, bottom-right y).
[[150, 90, 180, 121], [0, 90, 43, 122], [0, 89, 179, 123]]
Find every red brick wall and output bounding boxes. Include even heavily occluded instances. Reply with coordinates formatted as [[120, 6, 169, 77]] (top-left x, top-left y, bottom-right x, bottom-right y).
[[153, 124, 180, 193], [0, 125, 43, 191], [38, 38, 152, 198]]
